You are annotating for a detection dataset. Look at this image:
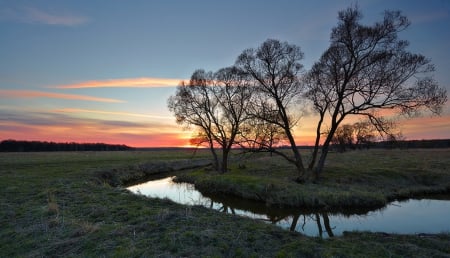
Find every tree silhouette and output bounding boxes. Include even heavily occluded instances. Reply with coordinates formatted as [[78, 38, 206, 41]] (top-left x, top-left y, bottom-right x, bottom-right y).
[[168, 67, 252, 173], [238, 114, 286, 154], [0, 140, 131, 152], [353, 120, 377, 148], [236, 39, 307, 179], [331, 124, 355, 152], [306, 6, 447, 177]]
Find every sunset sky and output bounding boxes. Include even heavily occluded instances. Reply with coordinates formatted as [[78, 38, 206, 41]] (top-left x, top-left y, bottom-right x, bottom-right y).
[[1, 0, 449, 147]]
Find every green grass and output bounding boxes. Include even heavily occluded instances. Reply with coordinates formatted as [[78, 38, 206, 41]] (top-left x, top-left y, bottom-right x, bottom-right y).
[[1, 149, 449, 257]]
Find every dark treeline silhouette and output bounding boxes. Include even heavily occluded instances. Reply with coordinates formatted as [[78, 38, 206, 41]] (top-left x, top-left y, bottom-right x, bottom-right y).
[[373, 139, 450, 149], [329, 139, 450, 151], [0, 139, 132, 152]]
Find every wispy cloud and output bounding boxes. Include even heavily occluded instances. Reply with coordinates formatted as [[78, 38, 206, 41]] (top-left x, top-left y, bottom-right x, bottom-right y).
[[52, 77, 184, 89], [0, 109, 169, 129], [53, 108, 172, 120], [24, 7, 89, 26], [0, 89, 124, 103], [401, 114, 450, 133], [0, 6, 89, 26]]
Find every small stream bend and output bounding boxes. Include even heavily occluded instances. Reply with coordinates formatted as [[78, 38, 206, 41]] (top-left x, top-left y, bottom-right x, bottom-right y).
[[127, 176, 450, 237]]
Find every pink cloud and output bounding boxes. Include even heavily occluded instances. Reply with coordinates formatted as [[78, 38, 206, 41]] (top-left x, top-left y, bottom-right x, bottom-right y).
[[24, 7, 89, 26], [52, 77, 184, 89], [53, 108, 171, 120], [0, 89, 124, 103], [0, 6, 89, 26]]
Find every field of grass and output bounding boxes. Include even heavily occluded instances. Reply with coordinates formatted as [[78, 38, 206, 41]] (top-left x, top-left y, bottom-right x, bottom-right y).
[[1, 149, 449, 257]]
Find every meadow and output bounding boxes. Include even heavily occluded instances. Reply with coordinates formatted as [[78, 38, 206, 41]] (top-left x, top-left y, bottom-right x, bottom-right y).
[[1, 149, 449, 257]]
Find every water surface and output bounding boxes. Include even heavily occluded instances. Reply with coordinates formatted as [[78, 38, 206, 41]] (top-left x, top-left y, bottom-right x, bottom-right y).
[[127, 176, 450, 237]]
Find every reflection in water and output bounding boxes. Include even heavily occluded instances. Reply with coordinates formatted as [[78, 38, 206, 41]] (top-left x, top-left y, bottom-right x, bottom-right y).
[[127, 176, 450, 237], [287, 213, 335, 238]]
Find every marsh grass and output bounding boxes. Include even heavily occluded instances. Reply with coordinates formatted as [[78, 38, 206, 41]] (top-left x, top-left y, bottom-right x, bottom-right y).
[[0, 149, 449, 257], [45, 190, 61, 218]]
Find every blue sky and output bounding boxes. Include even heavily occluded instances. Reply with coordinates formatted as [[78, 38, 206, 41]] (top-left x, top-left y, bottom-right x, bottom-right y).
[[1, 0, 449, 146]]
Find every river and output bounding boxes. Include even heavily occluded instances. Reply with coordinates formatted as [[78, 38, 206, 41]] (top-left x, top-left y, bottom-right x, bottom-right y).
[[127, 176, 450, 237]]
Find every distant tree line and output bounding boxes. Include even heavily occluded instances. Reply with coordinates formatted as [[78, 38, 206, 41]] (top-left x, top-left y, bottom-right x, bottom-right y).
[[329, 138, 450, 152], [327, 120, 450, 151], [0, 140, 132, 152], [371, 139, 450, 149], [328, 119, 401, 152]]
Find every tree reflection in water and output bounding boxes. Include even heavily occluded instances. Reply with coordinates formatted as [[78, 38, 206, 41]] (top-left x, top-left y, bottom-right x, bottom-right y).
[[206, 195, 343, 237]]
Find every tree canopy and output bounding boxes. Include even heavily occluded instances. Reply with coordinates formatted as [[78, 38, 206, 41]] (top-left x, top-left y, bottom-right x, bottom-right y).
[[236, 39, 307, 177], [305, 6, 447, 176], [167, 6, 447, 181], [167, 67, 251, 172]]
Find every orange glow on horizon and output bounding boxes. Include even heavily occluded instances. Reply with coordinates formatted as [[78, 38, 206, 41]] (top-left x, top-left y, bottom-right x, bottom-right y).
[[0, 118, 191, 148], [0, 123, 189, 148], [1, 111, 449, 148], [52, 77, 185, 89]]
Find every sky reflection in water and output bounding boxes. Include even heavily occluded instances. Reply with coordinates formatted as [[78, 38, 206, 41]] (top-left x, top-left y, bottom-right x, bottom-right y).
[[127, 176, 450, 237]]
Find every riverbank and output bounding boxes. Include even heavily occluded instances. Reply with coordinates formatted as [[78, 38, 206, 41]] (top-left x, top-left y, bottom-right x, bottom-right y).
[[1, 150, 449, 257], [176, 149, 450, 210]]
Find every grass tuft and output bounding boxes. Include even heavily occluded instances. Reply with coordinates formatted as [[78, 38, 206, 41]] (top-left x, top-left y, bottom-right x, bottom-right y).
[[46, 191, 59, 217]]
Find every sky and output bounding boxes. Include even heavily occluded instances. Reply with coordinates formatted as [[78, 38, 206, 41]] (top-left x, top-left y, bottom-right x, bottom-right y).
[[1, 0, 449, 147]]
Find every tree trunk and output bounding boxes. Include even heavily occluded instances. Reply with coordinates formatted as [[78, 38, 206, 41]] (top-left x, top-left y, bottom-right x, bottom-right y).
[[290, 214, 300, 231], [315, 143, 329, 179], [285, 126, 305, 177], [309, 112, 325, 170], [314, 130, 334, 179], [276, 98, 306, 177], [221, 147, 229, 173], [322, 213, 334, 237], [315, 214, 323, 238], [209, 144, 219, 171]]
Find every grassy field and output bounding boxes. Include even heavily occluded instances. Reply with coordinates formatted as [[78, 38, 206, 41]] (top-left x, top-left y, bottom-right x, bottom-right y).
[[1, 149, 449, 257]]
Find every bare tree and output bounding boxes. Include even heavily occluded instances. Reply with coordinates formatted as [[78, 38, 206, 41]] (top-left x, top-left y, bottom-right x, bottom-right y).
[[352, 120, 376, 147], [168, 70, 220, 169], [238, 113, 286, 154], [331, 124, 354, 152], [236, 39, 308, 179], [167, 67, 251, 173], [306, 6, 447, 177], [213, 66, 253, 172]]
